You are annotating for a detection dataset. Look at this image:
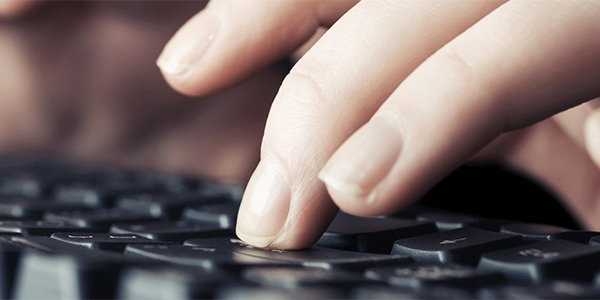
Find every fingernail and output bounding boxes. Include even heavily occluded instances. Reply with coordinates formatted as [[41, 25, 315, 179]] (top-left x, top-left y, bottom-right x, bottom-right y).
[[585, 110, 600, 165], [236, 158, 291, 248], [319, 113, 403, 197], [156, 11, 221, 75]]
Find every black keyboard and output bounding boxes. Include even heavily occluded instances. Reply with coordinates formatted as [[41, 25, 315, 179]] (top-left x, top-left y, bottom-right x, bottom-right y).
[[0, 157, 599, 299]]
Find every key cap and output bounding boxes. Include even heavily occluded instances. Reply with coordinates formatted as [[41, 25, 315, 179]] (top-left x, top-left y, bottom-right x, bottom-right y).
[[216, 286, 346, 300], [391, 227, 524, 265], [478, 240, 600, 283], [124, 244, 288, 271], [110, 221, 232, 243], [0, 198, 88, 219], [183, 237, 411, 271], [115, 193, 226, 219], [0, 173, 44, 199], [549, 231, 600, 244], [52, 182, 162, 208], [12, 247, 144, 300], [133, 172, 200, 194], [43, 209, 157, 230], [182, 202, 240, 229], [51, 232, 172, 252], [364, 263, 505, 290], [315, 212, 438, 254], [242, 267, 363, 289], [351, 285, 473, 299], [0, 220, 94, 236], [500, 223, 568, 243], [119, 265, 236, 300], [585, 235, 600, 246], [478, 280, 600, 299], [416, 211, 484, 231]]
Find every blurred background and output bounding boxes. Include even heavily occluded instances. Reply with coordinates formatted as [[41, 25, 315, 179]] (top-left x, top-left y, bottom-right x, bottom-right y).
[[0, 0, 287, 184]]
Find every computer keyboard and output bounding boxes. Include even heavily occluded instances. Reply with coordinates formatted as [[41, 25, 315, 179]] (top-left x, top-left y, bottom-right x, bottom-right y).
[[0, 157, 599, 299]]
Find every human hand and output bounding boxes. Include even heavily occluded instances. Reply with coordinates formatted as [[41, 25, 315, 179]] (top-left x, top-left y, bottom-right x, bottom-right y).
[[158, 0, 600, 250], [0, 1, 285, 183]]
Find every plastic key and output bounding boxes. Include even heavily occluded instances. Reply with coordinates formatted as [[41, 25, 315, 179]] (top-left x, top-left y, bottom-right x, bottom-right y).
[[391, 227, 524, 265]]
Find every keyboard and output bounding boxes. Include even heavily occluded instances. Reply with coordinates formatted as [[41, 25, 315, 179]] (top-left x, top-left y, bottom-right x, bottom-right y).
[[0, 156, 599, 299]]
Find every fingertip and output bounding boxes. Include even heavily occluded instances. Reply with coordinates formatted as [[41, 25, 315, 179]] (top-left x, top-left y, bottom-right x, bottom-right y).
[[584, 109, 600, 168]]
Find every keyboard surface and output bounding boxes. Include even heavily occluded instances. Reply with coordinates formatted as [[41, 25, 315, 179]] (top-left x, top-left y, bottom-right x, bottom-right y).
[[0, 157, 599, 299]]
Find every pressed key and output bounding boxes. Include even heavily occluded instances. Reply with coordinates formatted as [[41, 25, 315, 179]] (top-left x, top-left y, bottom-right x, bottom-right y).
[[391, 227, 524, 265], [51, 232, 172, 252], [182, 202, 240, 229], [315, 212, 438, 254], [124, 244, 288, 271], [478, 240, 600, 283], [110, 220, 232, 242], [116, 192, 226, 219], [183, 237, 411, 271], [500, 223, 568, 243], [242, 267, 363, 289], [364, 263, 505, 290], [43, 208, 157, 230], [0, 220, 95, 236]]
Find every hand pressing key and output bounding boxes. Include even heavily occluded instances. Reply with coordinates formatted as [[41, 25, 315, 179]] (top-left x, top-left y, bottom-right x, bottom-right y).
[[157, 0, 600, 250]]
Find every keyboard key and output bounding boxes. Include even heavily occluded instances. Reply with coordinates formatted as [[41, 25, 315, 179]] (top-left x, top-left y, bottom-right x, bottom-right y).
[[364, 263, 505, 290], [119, 266, 236, 300], [500, 223, 568, 243], [182, 202, 240, 230], [51, 232, 172, 252], [13, 248, 140, 300], [124, 244, 288, 271], [115, 193, 226, 219], [242, 267, 363, 289], [0, 198, 88, 219], [478, 240, 600, 283], [52, 182, 162, 208], [391, 227, 524, 265], [43, 209, 157, 230], [110, 221, 232, 242], [549, 231, 600, 244], [0, 220, 94, 236], [478, 280, 600, 299], [184, 238, 411, 271], [416, 211, 484, 231], [216, 286, 346, 300], [315, 212, 438, 254], [351, 285, 473, 299]]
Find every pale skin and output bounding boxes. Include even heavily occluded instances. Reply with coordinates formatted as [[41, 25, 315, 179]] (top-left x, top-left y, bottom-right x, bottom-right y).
[[3, 0, 600, 250]]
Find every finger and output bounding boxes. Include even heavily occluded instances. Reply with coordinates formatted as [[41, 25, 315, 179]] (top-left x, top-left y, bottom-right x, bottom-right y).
[[320, 0, 600, 217], [0, 0, 41, 18], [585, 101, 600, 168], [157, 0, 357, 96], [235, 0, 505, 249]]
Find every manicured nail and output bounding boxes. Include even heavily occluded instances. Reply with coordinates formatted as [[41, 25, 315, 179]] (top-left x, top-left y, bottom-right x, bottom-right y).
[[319, 113, 403, 197], [156, 11, 221, 75], [236, 158, 291, 248]]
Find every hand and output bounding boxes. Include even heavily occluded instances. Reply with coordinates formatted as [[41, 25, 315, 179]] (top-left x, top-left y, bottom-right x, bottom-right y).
[[0, 1, 285, 183], [158, 0, 600, 250]]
